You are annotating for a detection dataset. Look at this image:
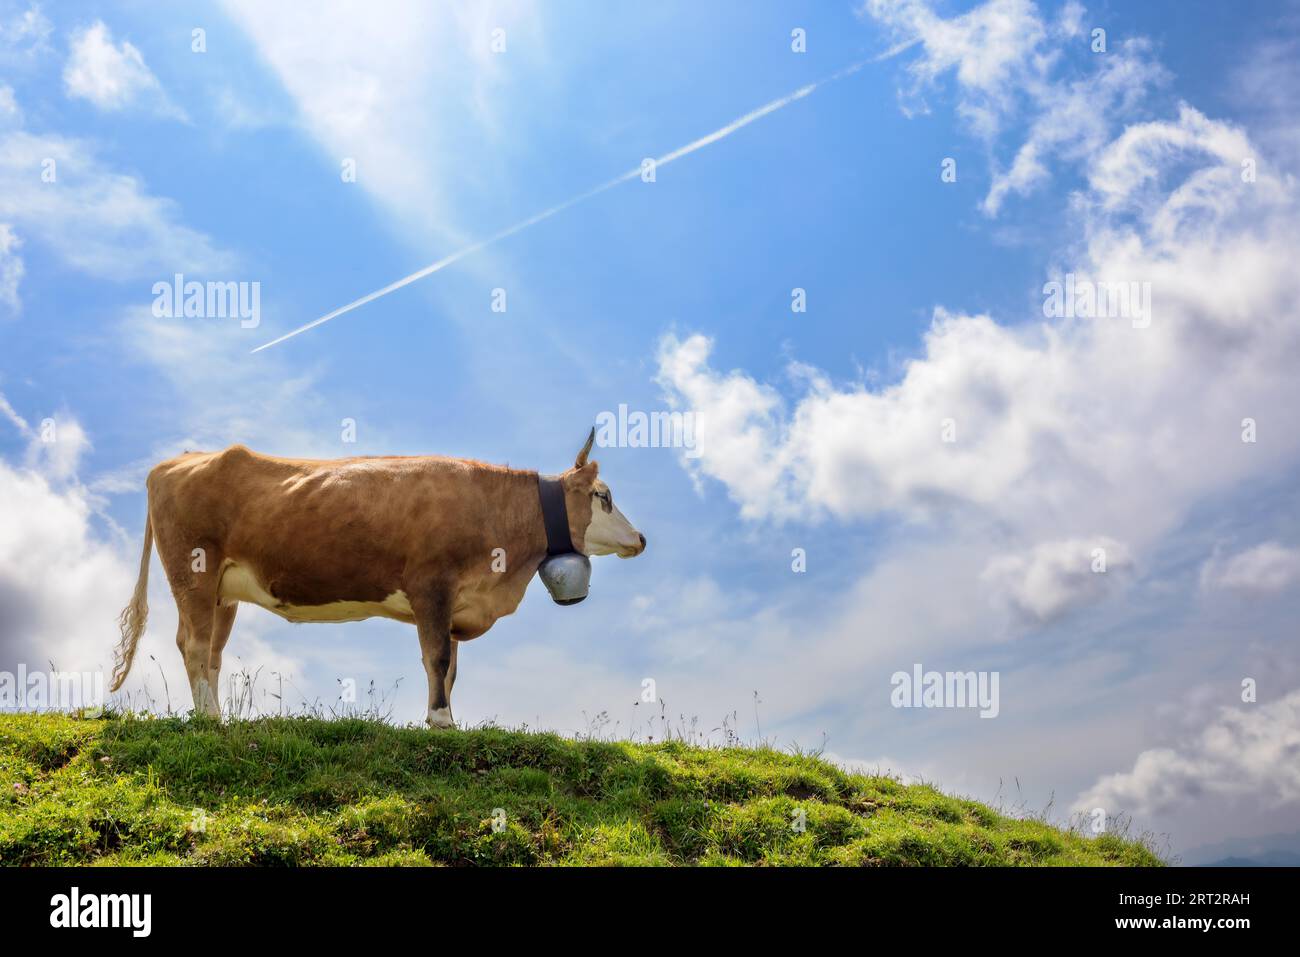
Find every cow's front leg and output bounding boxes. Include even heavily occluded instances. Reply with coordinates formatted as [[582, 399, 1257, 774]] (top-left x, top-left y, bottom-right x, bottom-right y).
[[413, 588, 456, 729]]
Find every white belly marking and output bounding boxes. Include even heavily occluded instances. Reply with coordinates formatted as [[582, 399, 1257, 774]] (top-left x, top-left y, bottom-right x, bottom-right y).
[[217, 561, 413, 624]]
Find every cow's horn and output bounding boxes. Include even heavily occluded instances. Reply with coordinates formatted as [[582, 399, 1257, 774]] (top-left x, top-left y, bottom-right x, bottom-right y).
[[575, 427, 595, 468]]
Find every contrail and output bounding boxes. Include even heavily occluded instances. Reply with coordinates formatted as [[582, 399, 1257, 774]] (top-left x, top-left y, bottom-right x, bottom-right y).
[[0, 393, 33, 438], [252, 59, 869, 353]]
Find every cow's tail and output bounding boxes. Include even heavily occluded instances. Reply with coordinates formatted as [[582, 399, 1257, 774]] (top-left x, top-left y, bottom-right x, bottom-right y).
[[110, 512, 153, 692]]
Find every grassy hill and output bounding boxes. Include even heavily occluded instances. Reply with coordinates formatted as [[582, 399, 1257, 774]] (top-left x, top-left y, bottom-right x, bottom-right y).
[[0, 712, 1162, 866]]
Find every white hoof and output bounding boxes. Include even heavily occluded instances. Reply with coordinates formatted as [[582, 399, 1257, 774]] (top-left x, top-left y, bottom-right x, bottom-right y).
[[192, 677, 221, 718], [427, 706, 455, 730]]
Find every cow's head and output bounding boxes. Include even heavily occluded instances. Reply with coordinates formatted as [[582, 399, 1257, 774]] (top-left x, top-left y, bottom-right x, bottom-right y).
[[565, 429, 646, 559]]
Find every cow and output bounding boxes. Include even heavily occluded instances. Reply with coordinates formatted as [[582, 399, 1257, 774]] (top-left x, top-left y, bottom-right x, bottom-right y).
[[108, 430, 645, 727]]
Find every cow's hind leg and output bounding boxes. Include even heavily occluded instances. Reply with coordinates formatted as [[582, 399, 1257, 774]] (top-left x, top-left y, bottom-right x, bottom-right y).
[[154, 527, 225, 718], [440, 638, 459, 719], [208, 603, 237, 712], [413, 589, 455, 729]]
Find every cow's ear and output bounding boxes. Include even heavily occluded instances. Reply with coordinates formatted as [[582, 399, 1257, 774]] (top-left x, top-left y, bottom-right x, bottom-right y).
[[574, 427, 595, 469]]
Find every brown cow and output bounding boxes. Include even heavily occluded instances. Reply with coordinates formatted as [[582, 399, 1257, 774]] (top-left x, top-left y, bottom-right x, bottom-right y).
[[109, 430, 645, 726]]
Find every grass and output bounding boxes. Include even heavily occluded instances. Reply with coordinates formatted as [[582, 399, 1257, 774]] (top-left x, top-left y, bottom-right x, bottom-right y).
[[0, 711, 1163, 867]]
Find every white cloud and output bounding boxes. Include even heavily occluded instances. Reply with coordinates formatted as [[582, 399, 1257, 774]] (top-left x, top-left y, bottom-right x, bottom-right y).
[[1074, 690, 1300, 817], [0, 392, 303, 711], [0, 4, 52, 64], [982, 537, 1133, 624], [62, 20, 181, 119], [26, 417, 89, 481], [0, 457, 135, 679], [654, 334, 795, 521], [120, 307, 337, 457], [0, 395, 123, 679], [220, 0, 544, 245], [0, 395, 89, 480], [1055, 0, 1085, 40], [983, 39, 1165, 215], [0, 118, 231, 278], [1230, 35, 1300, 164], [863, 0, 1171, 216], [0, 222, 21, 314], [863, 0, 1047, 137], [0, 392, 30, 436], [0, 451, 304, 711], [2, 85, 222, 281], [211, 86, 275, 131], [1201, 542, 1300, 595], [0, 82, 19, 124], [657, 98, 1300, 564]]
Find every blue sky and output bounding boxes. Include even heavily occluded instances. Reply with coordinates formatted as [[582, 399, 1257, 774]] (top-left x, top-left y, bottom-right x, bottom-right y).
[[3, 0, 1300, 862]]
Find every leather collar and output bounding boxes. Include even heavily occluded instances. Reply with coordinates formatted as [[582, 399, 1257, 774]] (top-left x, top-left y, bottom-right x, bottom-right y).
[[536, 474, 575, 556]]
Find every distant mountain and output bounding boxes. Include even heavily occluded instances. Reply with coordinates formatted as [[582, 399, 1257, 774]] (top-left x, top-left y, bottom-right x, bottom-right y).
[[1182, 831, 1300, 867], [1203, 851, 1300, 867]]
